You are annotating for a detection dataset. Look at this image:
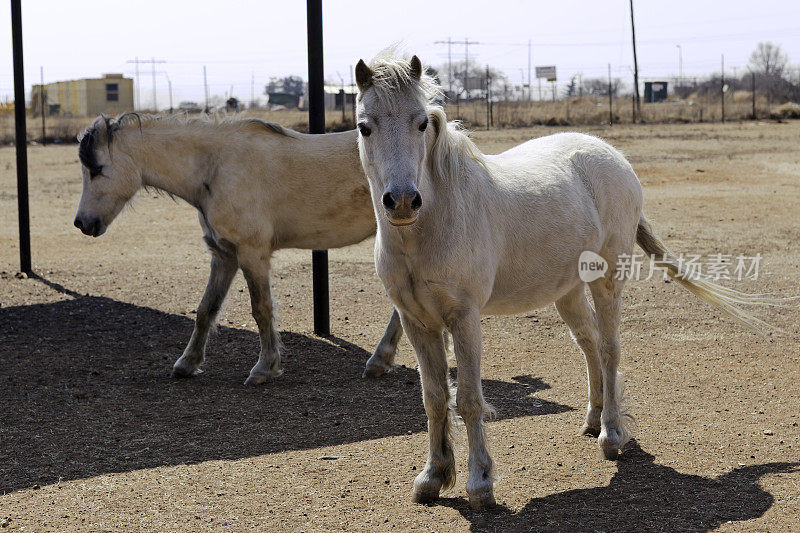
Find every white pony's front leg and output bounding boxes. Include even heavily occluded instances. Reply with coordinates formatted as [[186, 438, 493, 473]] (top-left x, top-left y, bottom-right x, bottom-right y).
[[450, 309, 495, 510], [172, 248, 238, 378], [363, 309, 403, 377], [238, 245, 282, 386], [401, 314, 455, 503]]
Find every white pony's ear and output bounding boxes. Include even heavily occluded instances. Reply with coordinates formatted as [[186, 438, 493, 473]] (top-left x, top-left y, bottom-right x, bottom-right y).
[[409, 55, 423, 81], [355, 59, 373, 93]]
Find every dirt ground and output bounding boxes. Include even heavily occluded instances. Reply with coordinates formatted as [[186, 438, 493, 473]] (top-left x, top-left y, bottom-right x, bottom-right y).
[[1, 120, 798, 532]]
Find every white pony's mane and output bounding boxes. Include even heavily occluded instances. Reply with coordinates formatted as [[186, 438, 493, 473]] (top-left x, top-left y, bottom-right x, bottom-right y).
[[364, 50, 488, 183]]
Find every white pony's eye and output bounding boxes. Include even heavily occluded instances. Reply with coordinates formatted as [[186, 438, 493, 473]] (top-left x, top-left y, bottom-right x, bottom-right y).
[[358, 123, 371, 137], [419, 118, 428, 132]]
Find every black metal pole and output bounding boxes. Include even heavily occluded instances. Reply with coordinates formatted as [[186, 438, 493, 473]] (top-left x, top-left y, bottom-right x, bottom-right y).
[[307, 0, 329, 336], [11, 0, 32, 276]]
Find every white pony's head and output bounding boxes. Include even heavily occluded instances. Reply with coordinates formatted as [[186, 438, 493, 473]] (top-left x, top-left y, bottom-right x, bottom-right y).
[[74, 115, 143, 236], [355, 50, 441, 227]]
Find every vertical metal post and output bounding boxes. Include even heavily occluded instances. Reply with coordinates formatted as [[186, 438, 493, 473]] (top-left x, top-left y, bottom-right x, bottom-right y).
[[307, 0, 329, 336], [11, 0, 32, 275]]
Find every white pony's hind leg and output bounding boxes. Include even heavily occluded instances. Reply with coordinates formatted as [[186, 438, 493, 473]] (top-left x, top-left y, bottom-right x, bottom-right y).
[[589, 275, 633, 459], [555, 284, 603, 437], [172, 247, 238, 378], [363, 309, 403, 377]]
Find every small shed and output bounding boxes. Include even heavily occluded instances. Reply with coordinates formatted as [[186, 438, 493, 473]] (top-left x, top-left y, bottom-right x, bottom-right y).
[[644, 81, 668, 103], [31, 73, 133, 117]]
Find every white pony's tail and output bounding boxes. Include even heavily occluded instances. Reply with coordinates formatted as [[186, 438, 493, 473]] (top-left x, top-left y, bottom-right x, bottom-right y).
[[636, 215, 786, 338]]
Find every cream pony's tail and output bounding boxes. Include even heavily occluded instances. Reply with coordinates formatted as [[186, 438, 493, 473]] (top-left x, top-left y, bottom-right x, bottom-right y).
[[636, 215, 789, 338]]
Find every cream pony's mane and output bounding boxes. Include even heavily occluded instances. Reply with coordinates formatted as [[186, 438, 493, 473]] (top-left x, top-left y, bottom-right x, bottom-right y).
[[364, 49, 489, 183], [111, 112, 301, 139], [78, 112, 300, 175]]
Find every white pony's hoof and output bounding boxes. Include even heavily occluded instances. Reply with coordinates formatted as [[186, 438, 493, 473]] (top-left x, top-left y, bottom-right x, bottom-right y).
[[598, 428, 623, 460], [412, 472, 443, 504], [362, 361, 392, 378], [171, 359, 203, 379], [244, 368, 283, 386], [580, 422, 601, 437], [467, 488, 496, 510]]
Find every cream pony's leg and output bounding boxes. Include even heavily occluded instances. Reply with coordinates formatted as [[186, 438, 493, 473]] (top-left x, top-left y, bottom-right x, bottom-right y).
[[172, 245, 238, 378], [555, 284, 603, 436], [237, 244, 282, 386], [363, 309, 403, 377]]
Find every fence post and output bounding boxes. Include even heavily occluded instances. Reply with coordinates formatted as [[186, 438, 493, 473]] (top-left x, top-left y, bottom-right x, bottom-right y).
[[306, 0, 329, 336], [11, 0, 32, 276]]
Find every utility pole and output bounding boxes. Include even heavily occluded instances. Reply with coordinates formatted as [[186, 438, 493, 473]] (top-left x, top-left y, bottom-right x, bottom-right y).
[[629, 0, 641, 122], [437, 38, 479, 100], [337, 72, 346, 123], [676, 44, 682, 90], [434, 37, 454, 100], [751, 70, 756, 119], [485, 65, 490, 130], [165, 73, 173, 113], [251, 72, 255, 109], [203, 65, 209, 112], [350, 65, 356, 123], [127, 57, 165, 110], [40, 66, 46, 145], [721, 54, 725, 123], [151, 56, 157, 111], [527, 39, 532, 101], [134, 56, 139, 109], [608, 63, 613, 126]]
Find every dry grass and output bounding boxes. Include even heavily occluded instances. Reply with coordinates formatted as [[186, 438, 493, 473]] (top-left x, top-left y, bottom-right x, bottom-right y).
[[0, 108, 355, 145], [0, 91, 794, 145]]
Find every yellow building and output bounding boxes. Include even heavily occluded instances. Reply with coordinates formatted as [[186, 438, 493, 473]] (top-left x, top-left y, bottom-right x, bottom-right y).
[[31, 74, 134, 117]]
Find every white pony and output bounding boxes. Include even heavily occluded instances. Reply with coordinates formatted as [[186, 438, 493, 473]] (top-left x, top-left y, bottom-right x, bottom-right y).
[[73, 114, 404, 384], [354, 51, 774, 509]]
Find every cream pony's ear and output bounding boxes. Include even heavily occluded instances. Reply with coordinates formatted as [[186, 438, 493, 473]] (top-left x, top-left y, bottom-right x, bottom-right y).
[[355, 59, 373, 93], [409, 55, 423, 81]]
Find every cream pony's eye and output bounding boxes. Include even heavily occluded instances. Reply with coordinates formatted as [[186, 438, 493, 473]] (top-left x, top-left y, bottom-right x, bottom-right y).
[[419, 118, 428, 132], [358, 123, 371, 137]]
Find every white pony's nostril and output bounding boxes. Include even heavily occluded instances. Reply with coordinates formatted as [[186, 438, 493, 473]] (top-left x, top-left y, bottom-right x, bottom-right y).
[[411, 192, 422, 210], [382, 191, 396, 210]]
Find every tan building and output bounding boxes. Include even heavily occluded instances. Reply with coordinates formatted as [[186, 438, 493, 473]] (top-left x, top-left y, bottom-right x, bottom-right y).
[[31, 74, 134, 117]]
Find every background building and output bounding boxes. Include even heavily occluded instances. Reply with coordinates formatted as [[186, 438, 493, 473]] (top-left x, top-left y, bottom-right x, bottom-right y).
[[31, 74, 133, 117]]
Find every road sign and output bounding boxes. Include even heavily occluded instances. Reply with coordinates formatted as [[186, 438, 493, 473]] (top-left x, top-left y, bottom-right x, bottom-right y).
[[535, 65, 557, 82]]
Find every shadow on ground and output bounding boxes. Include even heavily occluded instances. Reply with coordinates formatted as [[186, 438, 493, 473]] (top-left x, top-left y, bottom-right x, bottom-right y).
[[0, 285, 571, 493], [441, 440, 799, 532]]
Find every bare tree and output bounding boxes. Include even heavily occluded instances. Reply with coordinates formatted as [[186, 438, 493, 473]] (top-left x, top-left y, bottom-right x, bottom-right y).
[[748, 42, 789, 77]]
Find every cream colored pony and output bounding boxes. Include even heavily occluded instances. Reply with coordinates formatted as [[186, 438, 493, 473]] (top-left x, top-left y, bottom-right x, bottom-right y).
[[73, 114, 404, 384], [355, 51, 775, 509]]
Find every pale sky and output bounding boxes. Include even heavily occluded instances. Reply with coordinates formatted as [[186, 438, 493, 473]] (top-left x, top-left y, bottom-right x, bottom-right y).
[[1, 0, 798, 109]]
